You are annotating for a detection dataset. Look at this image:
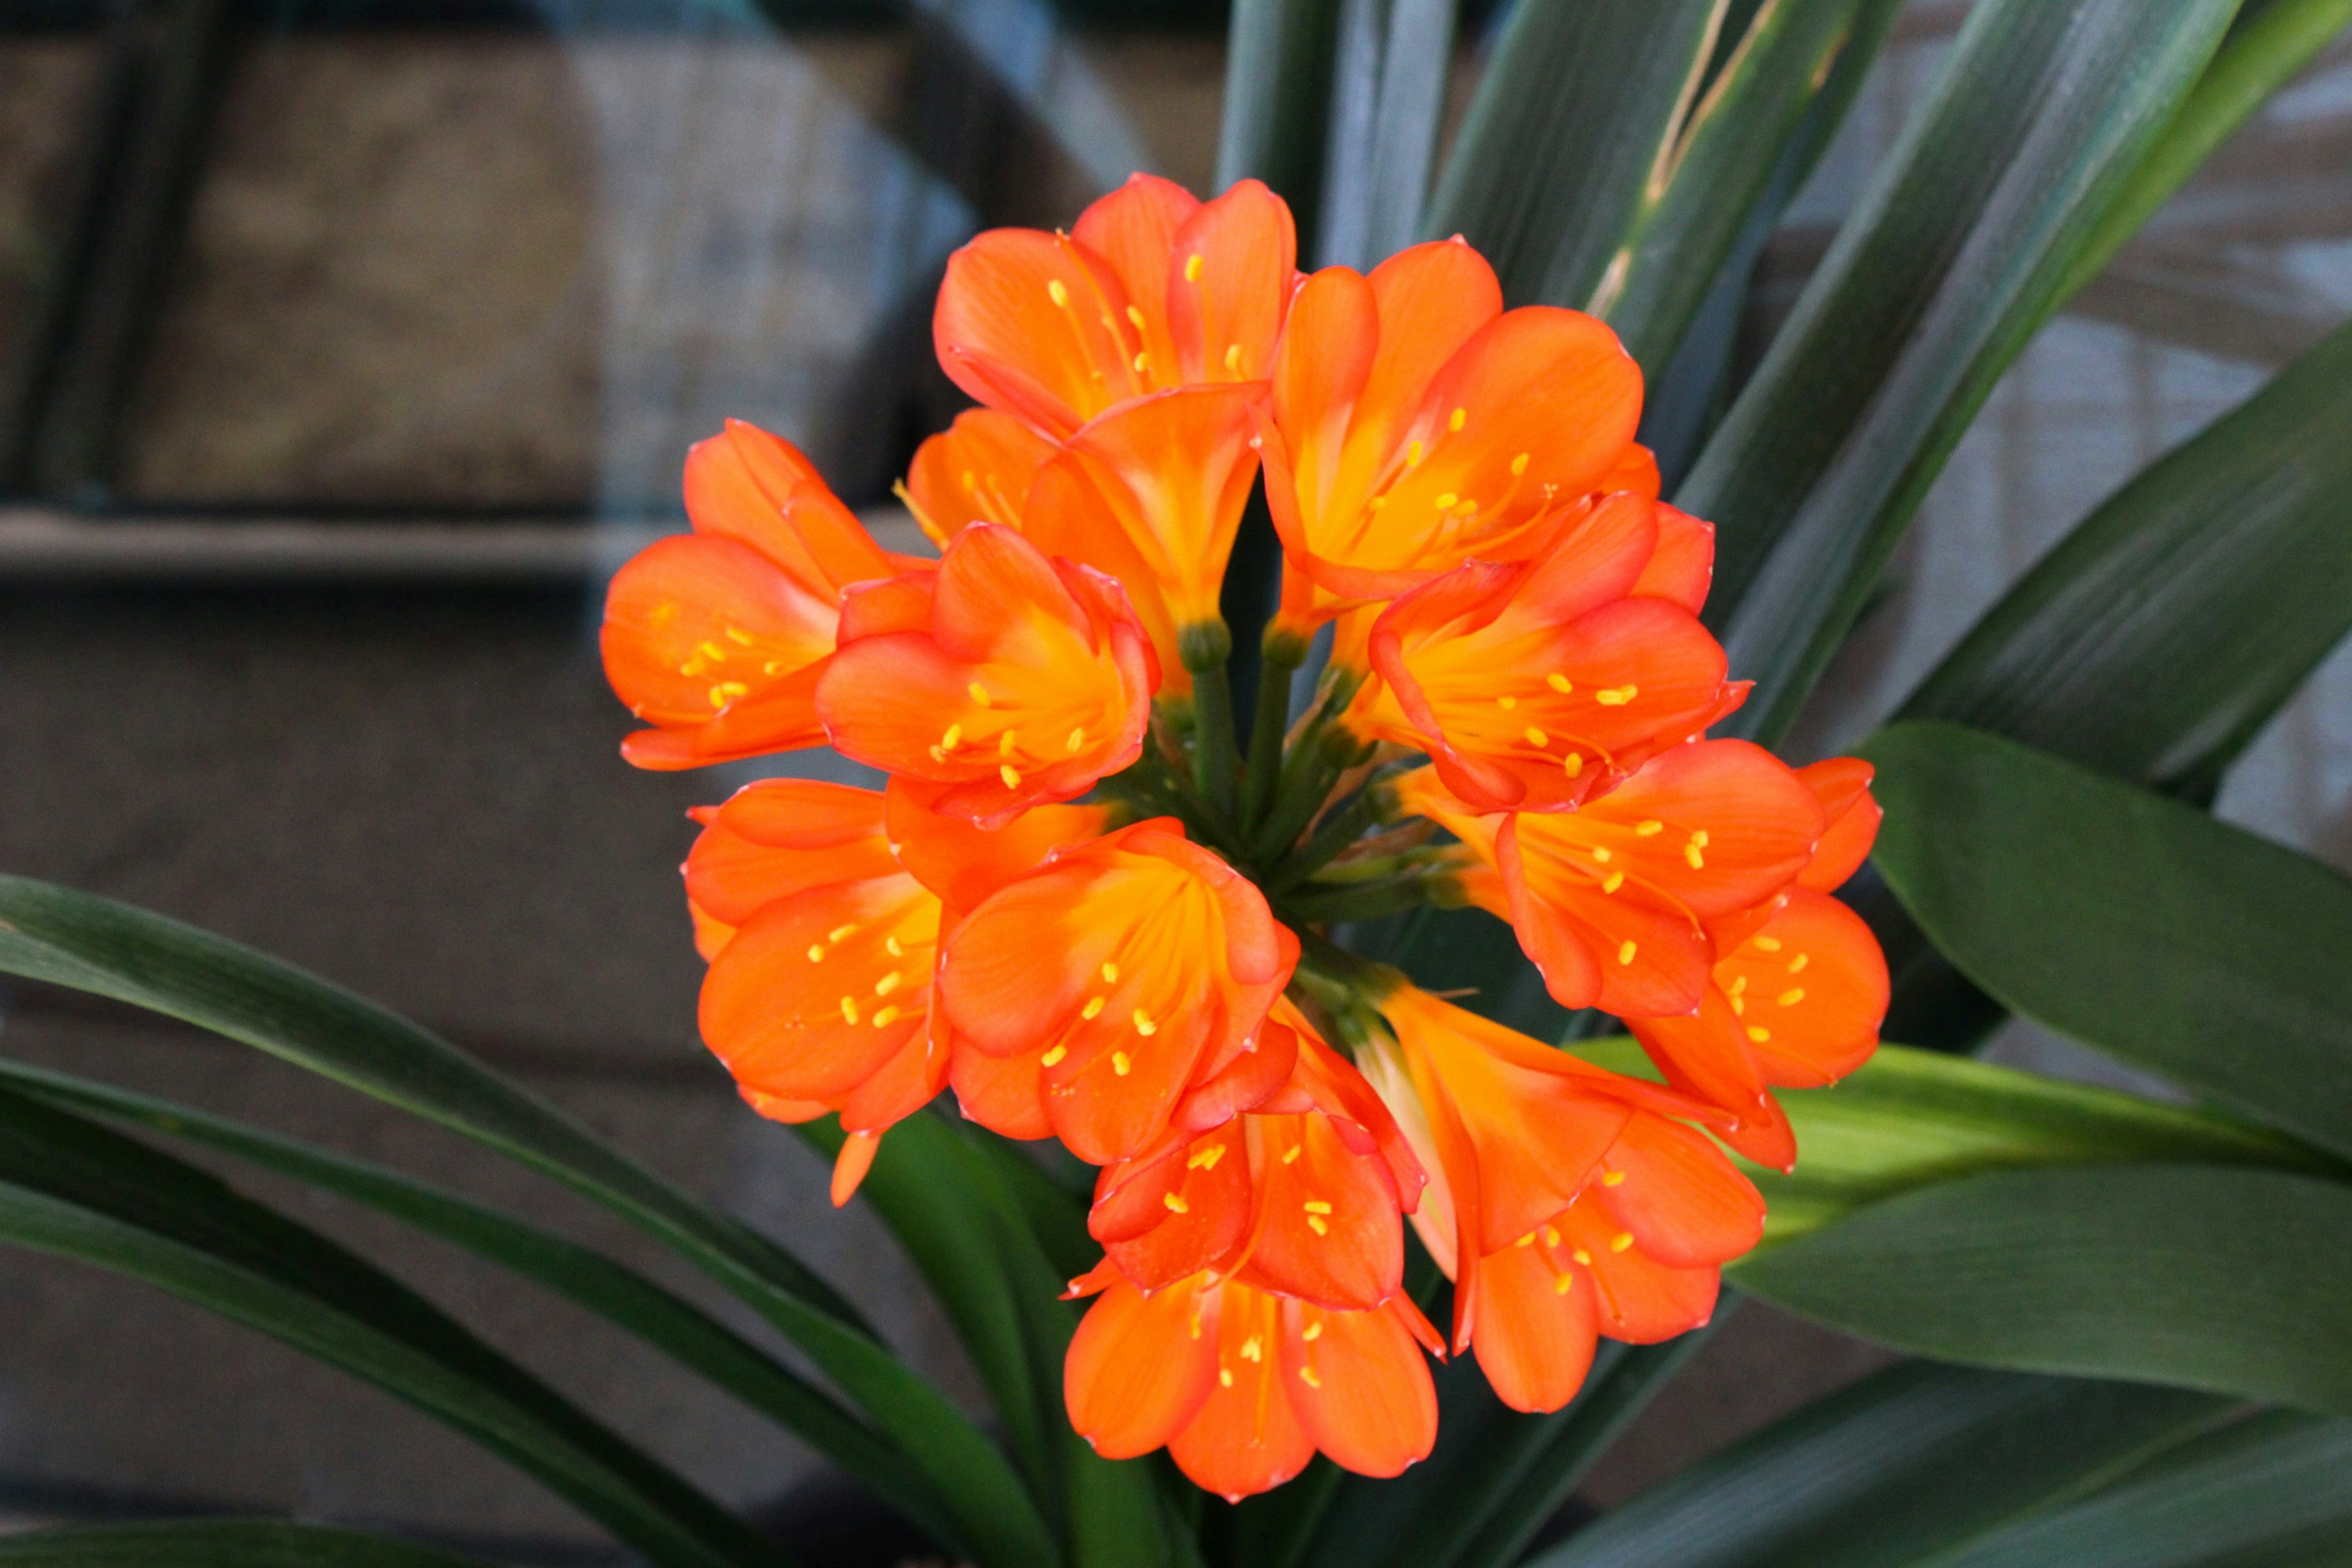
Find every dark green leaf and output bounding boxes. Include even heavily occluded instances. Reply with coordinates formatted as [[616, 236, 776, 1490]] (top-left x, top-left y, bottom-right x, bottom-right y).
[[1315, 0, 1457, 270], [1734, 1164, 2352, 1414], [0, 876, 1050, 1568], [0, 1058, 960, 1553], [1687, 0, 2239, 744], [1425, 0, 1723, 306], [1901, 320, 2352, 803], [0, 1521, 503, 1567], [0, 1085, 780, 1568], [1219, 0, 1346, 254], [1528, 1362, 2233, 1568], [1861, 722, 2352, 1163], [1928, 1408, 2352, 1568]]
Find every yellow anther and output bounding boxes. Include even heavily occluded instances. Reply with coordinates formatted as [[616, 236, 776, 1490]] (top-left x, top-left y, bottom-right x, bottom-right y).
[[1191, 1313, 1205, 1341], [1000, 764, 1022, 788], [1547, 672, 1573, 694], [1515, 1232, 1536, 1247], [1596, 685, 1638, 706], [1525, 726, 1550, 748], [806, 944, 826, 962], [1240, 1335, 1263, 1362], [1564, 753, 1584, 778], [1125, 304, 1147, 330], [1224, 343, 1243, 373], [839, 996, 861, 1025], [1448, 406, 1467, 432], [1592, 846, 1613, 863], [1101, 962, 1120, 983], [1789, 953, 1810, 973], [1498, 694, 1518, 709], [699, 640, 729, 663], [1602, 1170, 1626, 1187], [1730, 975, 1749, 996], [709, 682, 748, 707], [884, 937, 903, 958], [1041, 1044, 1068, 1067], [940, 723, 963, 751], [829, 924, 857, 943], [1307, 1216, 1329, 1235], [1618, 940, 1638, 965], [723, 625, 755, 646], [1131, 352, 1150, 373], [1112, 1051, 1132, 1076], [999, 728, 1017, 758], [1406, 440, 1425, 467], [1184, 254, 1204, 282], [1732, 995, 1746, 1016], [1543, 1225, 1560, 1247], [1218, 1367, 1233, 1387], [1574, 1248, 1593, 1265], [1299, 1365, 1322, 1387], [1047, 279, 1070, 306], [1779, 988, 1806, 1007], [1066, 727, 1086, 753], [1188, 1144, 1227, 1170], [1611, 1231, 1635, 1253], [1163, 1192, 1189, 1214], [1081, 995, 1106, 1020], [1303, 1200, 1334, 1215], [967, 683, 992, 707], [870, 1005, 900, 1028], [1754, 935, 1784, 952], [874, 971, 902, 997], [763, 661, 786, 676], [1435, 492, 1459, 509], [1554, 1272, 1575, 1295], [1510, 451, 1531, 476], [960, 468, 977, 492], [1635, 820, 1664, 837], [1133, 1009, 1158, 1036], [1686, 843, 1706, 869], [1368, 495, 1387, 510], [1747, 1026, 1771, 1042], [1303, 1321, 1323, 1342], [1283, 1145, 1303, 1165], [1690, 829, 1710, 848]]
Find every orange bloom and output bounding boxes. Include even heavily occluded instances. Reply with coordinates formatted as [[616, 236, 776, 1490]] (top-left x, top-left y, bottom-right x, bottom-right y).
[[1257, 239, 1648, 630], [685, 780, 946, 1206], [934, 174, 1295, 441], [1064, 1268, 1441, 1501], [1627, 761, 1888, 1169], [602, 420, 897, 770], [1357, 492, 1742, 812], [1364, 986, 1760, 1412], [1086, 1006, 1425, 1308], [1401, 739, 1826, 1019], [939, 819, 1297, 1164], [815, 523, 1156, 827], [899, 408, 1057, 546]]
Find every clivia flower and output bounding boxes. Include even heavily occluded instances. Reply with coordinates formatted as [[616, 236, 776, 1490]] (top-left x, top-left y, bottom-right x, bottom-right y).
[[600, 172, 1891, 1501]]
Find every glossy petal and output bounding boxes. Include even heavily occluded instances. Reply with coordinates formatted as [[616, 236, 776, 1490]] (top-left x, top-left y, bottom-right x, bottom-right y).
[[949, 1038, 1053, 1140], [1166, 178, 1296, 384], [1242, 1108, 1406, 1310], [1066, 1276, 1221, 1459], [1592, 1113, 1764, 1268], [883, 777, 1110, 920], [901, 409, 1056, 546], [684, 780, 897, 928], [1169, 1283, 1315, 1501], [1557, 1199, 1721, 1343], [1280, 1296, 1438, 1477], [1797, 757, 1882, 892], [684, 418, 892, 592], [1717, 889, 1887, 1088], [1465, 1226, 1600, 1414]]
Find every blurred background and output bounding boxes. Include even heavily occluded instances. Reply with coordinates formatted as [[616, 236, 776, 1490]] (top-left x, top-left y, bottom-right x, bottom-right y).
[[0, 0, 2347, 1558]]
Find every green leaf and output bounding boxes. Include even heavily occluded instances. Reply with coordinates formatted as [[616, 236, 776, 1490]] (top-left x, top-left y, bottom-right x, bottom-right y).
[[0, 875, 1052, 1568], [1219, 0, 1346, 252], [0, 1057, 962, 1553], [1686, 0, 2240, 744], [2056, 0, 2352, 311], [1572, 1038, 2321, 1245], [1315, 0, 1458, 270], [0, 1085, 782, 1568], [0, 1521, 504, 1567], [1425, 0, 1724, 307], [1861, 722, 2352, 1164], [1900, 320, 2352, 804], [1601, 0, 1907, 376], [1733, 1164, 2352, 1414], [1926, 1408, 2352, 1568], [1528, 1362, 2233, 1568]]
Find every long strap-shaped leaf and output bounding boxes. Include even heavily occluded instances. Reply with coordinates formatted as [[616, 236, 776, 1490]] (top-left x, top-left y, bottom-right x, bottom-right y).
[[1219, 0, 1346, 252], [0, 1521, 504, 1567], [1526, 1362, 2234, 1568], [1687, 0, 2239, 744], [1314, 0, 1457, 270], [0, 1057, 963, 1553], [1734, 1163, 2352, 1413], [0, 876, 1054, 1568], [0, 1084, 782, 1568], [1861, 722, 2352, 1163]]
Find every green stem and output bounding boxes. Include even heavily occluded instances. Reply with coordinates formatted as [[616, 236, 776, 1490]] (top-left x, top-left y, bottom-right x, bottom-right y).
[[1180, 622, 1240, 824], [1280, 875, 1441, 925], [1240, 630, 1309, 833], [1268, 780, 1397, 891]]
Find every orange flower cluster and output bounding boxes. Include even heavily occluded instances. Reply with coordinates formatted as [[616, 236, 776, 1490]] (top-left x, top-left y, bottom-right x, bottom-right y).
[[601, 175, 1888, 1498]]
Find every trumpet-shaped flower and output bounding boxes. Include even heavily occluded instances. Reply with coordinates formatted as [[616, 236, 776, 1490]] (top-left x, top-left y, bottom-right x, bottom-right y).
[[940, 819, 1295, 1164], [1064, 1268, 1442, 1501], [899, 407, 1057, 546], [1359, 493, 1741, 812], [816, 524, 1156, 826], [1363, 985, 1760, 1412], [1257, 239, 1648, 630], [603, 420, 897, 769], [935, 174, 1294, 440]]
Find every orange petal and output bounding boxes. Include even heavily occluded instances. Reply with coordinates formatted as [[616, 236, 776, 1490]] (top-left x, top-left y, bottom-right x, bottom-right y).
[[1593, 1112, 1764, 1268], [684, 420, 892, 595], [1066, 1275, 1221, 1459], [1169, 1283, 1316, 1501], [949, 1037, 1053, 1141], [1242, 1110, 1406, 1311], [1717, 889, 1887, 1088], [1625, 989, 1770, 1127], [1071, 174, 1196, 379], [1466, 1231, 1600, 1414], [1558, 1202, 1721, 1344], [884, 777, 1110, 920], [684, 781, 897, 928], [1280, 1296, 1438, 1477], [1098, 1129, 1254, 1293], [1497, 824, 1716, 1017], [1167, 178, 1296, 384], [935, 227, 1142, 438], [1797, 758, 1881, 892], [902, 409, 1056, 545], [1632, 503, 1715, 612], [829, 1129, 883, 1207]]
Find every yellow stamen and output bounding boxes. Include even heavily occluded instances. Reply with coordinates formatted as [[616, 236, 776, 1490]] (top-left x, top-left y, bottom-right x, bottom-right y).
[[1307, 1216, 1329, 1235], [1789, 953, 1810, 973], [1754, 936, 1784, 952], [1447, 406, 1466, 432], [1047, 279, 1069, 306], [829, 924, 857, 943], [1515, 1232, 1535, 1247], [1066, 727, 1086, 753], [1112, 1051, 1131, 1076], [1510, 451, 1530, 476], [1574, 1248, 1593, 1265], [1000, 764, 1021, 788], [1188, 1144, 1226, 1170], [1564, 753, 1583, 778], [1101, 962, 1120, 983], [1602, 1170, 1626, 1187], [1132, 1009, 1158, 1036], [1163, 1192, 1188, 1213], [1544, 1226, 1560, 1247], [1686, 843, 1706, 869], [1618, 940, 1638, 965], [1779, 988, 1806, 1007], [1554, 1273, 1575, 1295], [1131, 352, 1150, 373], [1081, 995, 1106, 1020], [1635, 820, 1664, 837], [1498, 695, 1518, 709], [1240, 1335, 1263, 1362], [885, 937, 903, 957], [1218, 1367, 1233, 1387], [699, 640, 728, 663], [1406, 440, 1424, 467], [1183, 254, 1206, 282], [1610, 1231, 1634, 1253], [870, 1005, 900, 1028], [1592, 846, 1613, 863], [1596, 685, 1637, 706], [1602, 871, 1624, 894], [839, 996, 860, 1025], [1730, 976, 1748, 996], [1434, 491, 1458, 509], [873, 971, 902, 997], [1690, 829, 1710, 848], [806, 944, 825, 962], [940, 723, 962, 751], [999, 729, 1017, 758], [1303, 1321, 1323, 1342], [1299, 1365, 1322, 1388], [1041, 1044, 1068, 1067], [1283, 1145, 1303, 1165], [1302, 1200, 1333, 1215], [1223, 343, 1243, 373], [1525, 726, 1549, 748], [709, 682, 748, 707], [967, 683, 992, 707], [1547, 672, 1572, 693], [1747, 1026, 1771, 1042]]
